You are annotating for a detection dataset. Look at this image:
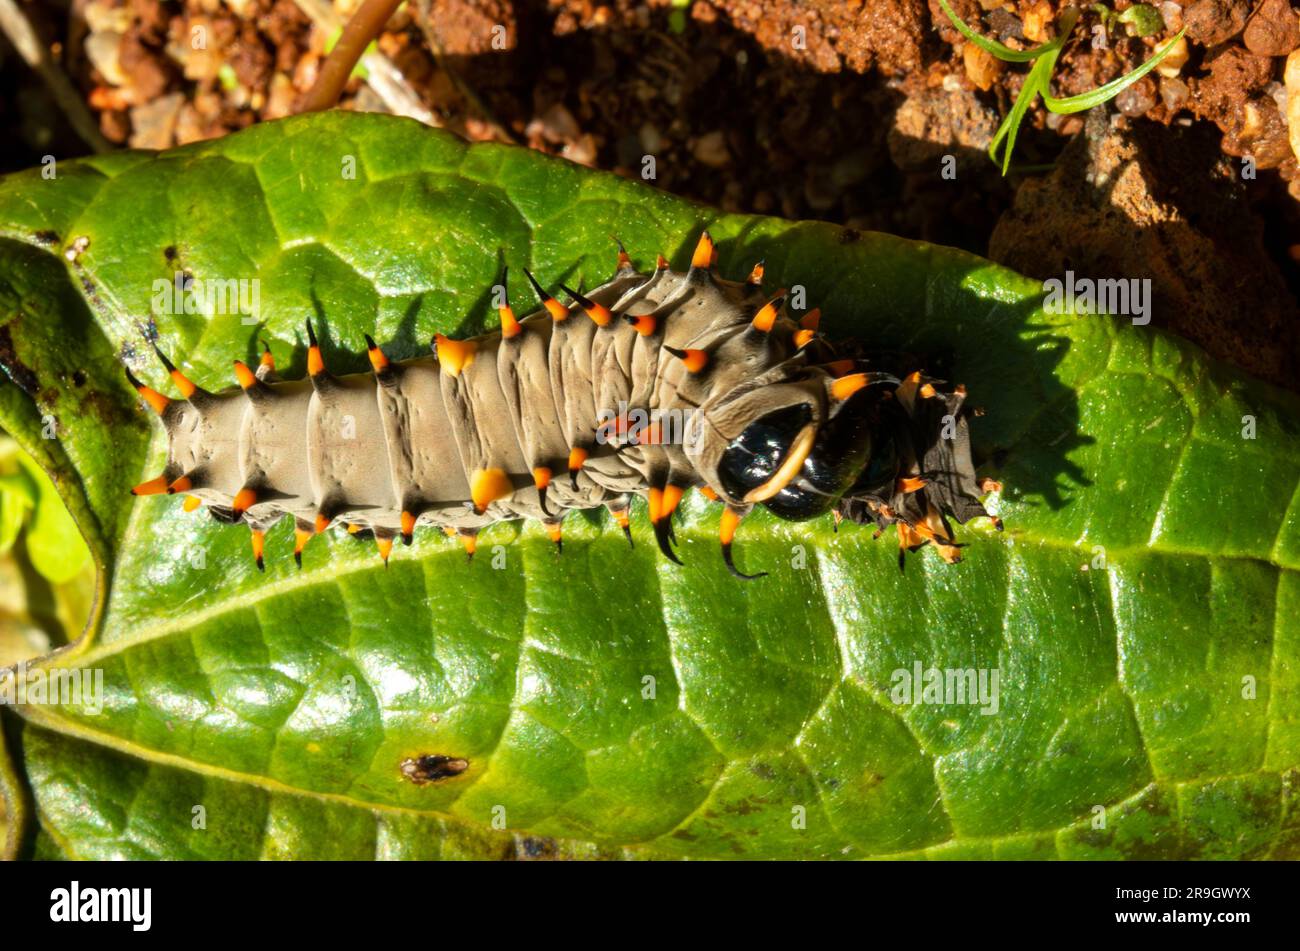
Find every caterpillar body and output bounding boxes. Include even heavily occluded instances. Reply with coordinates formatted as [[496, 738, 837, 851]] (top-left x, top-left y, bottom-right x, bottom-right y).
[[126, 231, 1000, 578]]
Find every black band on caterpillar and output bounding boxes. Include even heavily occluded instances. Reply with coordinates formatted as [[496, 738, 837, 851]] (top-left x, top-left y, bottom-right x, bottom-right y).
[[126, 231, 1001, 577]]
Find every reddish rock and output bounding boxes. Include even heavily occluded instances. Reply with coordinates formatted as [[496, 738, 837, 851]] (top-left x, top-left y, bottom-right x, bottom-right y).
[[117, 26, 175, 102], [989, 112, 1297, 388], [1243, 0, 1300, 57], [228, 22, 273, 90], [1183, 0, 1251, 47], [708, 0, 928, 75], [1192, 45, 1276, 136], [98, 108, 130, 144], [1224, 95, 1294, 168]]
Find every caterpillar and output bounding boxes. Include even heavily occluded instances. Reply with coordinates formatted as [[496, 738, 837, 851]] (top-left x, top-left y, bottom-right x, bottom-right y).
[[125, 231, 1001, 579]]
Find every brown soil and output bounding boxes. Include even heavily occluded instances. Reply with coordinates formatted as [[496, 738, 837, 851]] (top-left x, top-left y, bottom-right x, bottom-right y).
[[1, 0, 1297, 386]]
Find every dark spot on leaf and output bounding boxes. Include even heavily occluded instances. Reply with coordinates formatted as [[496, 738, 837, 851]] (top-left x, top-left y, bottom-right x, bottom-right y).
[[80, 276, 95, 296], [84, 390, 127, 427], [164, 245, 178, 262], [838, 228, 861, 244], [33, 230, 59, 247], [0, 325, 40, 395], [400, 754, 469, 785], [72, 370, 87, 387], [725, 798, 763, 816], [511, 836, 557, 860]]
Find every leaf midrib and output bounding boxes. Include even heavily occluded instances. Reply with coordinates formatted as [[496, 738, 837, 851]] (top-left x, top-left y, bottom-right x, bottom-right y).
[[16, 519, 1293, 675]]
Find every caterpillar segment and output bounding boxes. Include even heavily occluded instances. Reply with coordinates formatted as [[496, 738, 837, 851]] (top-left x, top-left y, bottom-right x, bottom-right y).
[[126, 230, 999, 577]]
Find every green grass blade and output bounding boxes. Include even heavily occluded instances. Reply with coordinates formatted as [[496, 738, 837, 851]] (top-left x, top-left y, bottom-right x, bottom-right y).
[[987, 111, 1016, 168], [938, 0, 1070, 62], [1043, 28, 1187, 114], [995, 56, 1055, 174]]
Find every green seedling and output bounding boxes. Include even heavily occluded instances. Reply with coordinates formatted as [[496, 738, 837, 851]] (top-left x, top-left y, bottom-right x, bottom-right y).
[[1094, 2, 1166, 37], [939, 0, 1185, 173], [1119, 4, 1166, 37]]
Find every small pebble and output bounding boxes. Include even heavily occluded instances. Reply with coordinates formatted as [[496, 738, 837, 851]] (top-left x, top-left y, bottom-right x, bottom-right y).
[[962, 43, 1004, 92], [562, 133, 598, 167], [1156, 36, 1189, 78], [534, 103, 579, 144], [1117, 77, 1158, 117], [1284, 50, 1300, 165], [129, 92, 185, 150], [85, 31, 127, 86], [691, 130, 731, 168], [1022, 1, 1055, 43], [1160, 76, 1190, 111], [638, 122, 663, 155]]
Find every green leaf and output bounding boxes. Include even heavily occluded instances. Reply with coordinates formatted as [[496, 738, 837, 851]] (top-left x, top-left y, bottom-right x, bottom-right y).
[[0, 475, 34, 556], [0, 705, 29, 860], [15, 449, 91, 585], [0, 437, 38, 555], [0, 112, 1298, 859], [0, 437, 94, 667]]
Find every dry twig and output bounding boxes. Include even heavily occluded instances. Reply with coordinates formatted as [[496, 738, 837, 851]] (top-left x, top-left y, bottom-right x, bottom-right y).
[[294, 0, 435, 123]]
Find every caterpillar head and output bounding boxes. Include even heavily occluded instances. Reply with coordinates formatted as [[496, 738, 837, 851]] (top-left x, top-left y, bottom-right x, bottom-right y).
[[690, 370, 879, 520], [689, 359, 993, 566], [644, 235, 996, 571]]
